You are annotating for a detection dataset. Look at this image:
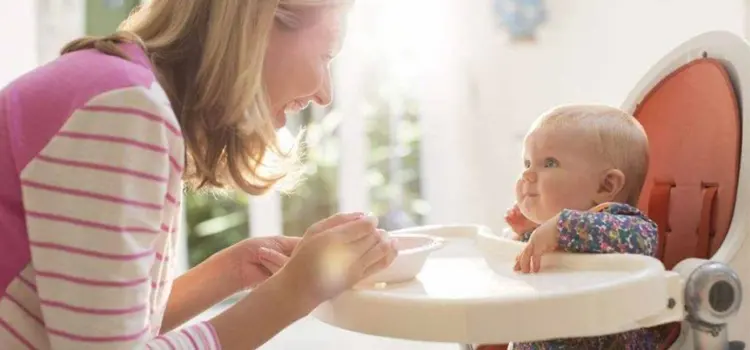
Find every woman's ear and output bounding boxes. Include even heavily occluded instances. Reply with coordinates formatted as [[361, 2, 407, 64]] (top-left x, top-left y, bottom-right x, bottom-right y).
[[596, 169, 626, 203]]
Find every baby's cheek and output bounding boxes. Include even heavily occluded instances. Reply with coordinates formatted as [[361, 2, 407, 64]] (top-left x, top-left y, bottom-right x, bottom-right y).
[[514, 181, 524, 201], [540, 183, 575, 209], [556, 183, 594, 210], [542, 195, 568, 217]]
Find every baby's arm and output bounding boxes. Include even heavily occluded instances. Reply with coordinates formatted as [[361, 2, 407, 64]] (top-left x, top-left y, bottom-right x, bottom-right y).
[[505, 205, 539, 237], [556, 209, 658, 256], [517, 231, 533, 241]]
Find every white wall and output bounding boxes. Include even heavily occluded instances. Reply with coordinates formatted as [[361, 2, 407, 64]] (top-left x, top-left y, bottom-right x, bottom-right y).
[[37, 0, 86, 64], [416, 0, 489, 226], [0, 0, 38, 87], [420, 0, 747, 232], [0, 0, 85, 88]]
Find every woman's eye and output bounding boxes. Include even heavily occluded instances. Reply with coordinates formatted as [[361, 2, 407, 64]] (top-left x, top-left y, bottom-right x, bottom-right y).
[[544, 158, 559, 168]]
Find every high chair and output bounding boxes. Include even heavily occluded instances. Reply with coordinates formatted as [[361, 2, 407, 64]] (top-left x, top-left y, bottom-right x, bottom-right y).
[[619, 29, 748, 350], [312, 31, 748, 350]]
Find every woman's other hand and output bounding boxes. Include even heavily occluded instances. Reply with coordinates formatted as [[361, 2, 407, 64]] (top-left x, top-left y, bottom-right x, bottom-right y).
[[275, 212, 397, 307], [207, 212, 372, 292], [255, 212, 368, 274], [208, 235, 300, 292]]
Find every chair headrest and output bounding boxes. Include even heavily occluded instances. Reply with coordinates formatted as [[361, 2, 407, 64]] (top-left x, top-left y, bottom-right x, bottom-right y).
[[634, 58, 740, 269]]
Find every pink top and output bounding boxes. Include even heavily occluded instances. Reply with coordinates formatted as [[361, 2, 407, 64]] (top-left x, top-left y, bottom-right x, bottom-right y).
[[0, 44, 220, 349]]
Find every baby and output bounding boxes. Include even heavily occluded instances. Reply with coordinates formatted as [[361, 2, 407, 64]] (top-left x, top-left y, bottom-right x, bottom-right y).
[[480, 104, 671, 349]]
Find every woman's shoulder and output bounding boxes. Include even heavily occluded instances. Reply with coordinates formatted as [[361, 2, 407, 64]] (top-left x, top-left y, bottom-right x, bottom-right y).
[[4, 43, 159, 109], [0, 43, 178, 173]]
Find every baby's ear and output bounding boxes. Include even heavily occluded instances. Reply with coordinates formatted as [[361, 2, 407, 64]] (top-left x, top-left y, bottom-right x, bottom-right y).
[[596, 169, 626, 202]]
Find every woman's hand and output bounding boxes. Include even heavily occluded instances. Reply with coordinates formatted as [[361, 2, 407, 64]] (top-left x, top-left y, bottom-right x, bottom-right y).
[[211, 236, 301, 291], [255, 212, 375, 274], [257, 214, 394, 275], [274, 212, 397, 307], [161, 235, 301, 332]]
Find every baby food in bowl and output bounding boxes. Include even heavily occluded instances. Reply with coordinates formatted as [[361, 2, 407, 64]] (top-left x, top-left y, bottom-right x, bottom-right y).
[[358, 233, 445, 286]]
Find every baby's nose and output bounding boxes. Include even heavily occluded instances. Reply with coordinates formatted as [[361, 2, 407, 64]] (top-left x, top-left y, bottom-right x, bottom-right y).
[[522, 169, 537, 182]]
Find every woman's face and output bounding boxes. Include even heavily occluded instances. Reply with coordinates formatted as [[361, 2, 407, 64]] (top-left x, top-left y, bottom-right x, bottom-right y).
[[264, 6, 346, 128]]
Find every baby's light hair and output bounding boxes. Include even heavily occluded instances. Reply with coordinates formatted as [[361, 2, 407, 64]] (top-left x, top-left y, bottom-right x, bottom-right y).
[[529, 104, 650, 206]]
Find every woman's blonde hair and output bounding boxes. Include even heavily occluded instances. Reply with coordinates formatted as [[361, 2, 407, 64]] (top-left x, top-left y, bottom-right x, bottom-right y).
[[60, 0, 345, 195]]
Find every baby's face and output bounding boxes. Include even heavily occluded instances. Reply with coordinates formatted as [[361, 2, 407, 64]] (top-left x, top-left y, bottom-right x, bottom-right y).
[[516, 128, 604, 224]]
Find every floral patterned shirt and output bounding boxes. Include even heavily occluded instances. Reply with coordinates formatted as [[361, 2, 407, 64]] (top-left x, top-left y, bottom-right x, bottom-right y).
[[512, 202, 670, 350]]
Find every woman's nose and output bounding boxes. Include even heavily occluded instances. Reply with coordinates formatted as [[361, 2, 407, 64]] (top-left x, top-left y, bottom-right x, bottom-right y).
[[312, 71, 333, 107]]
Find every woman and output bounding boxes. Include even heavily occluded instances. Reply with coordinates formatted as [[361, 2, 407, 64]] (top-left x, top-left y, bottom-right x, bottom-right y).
[[0, 0, 396, 349]]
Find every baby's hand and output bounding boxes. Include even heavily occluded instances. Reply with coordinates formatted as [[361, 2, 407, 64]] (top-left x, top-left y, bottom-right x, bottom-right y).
[[504, 205, 538, 237], [514, 216, 560, 273]]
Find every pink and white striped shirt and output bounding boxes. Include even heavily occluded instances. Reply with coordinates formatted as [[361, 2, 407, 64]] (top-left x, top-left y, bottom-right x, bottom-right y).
[[0, 44, 220, 349]]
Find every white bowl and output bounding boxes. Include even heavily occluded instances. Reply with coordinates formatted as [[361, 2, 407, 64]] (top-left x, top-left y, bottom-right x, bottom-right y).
[[357, 233, 446, 286]]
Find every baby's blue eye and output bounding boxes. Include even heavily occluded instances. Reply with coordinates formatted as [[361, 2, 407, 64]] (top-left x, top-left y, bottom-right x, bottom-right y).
[[523, 159, 531, 168], [544, 158, 559, 168]]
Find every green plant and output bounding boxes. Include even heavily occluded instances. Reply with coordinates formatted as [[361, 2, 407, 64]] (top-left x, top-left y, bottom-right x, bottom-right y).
[[281, 108, 341, 237], [365, 96, 425, 228], [184, 190, 250, 267]]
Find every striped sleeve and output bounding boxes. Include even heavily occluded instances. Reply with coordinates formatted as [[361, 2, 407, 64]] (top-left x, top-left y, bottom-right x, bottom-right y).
[[18, 85, 220, 349]]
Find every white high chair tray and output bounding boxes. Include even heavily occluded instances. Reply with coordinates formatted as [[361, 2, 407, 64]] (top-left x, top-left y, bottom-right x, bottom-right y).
[[312, 225, 671, 344]]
